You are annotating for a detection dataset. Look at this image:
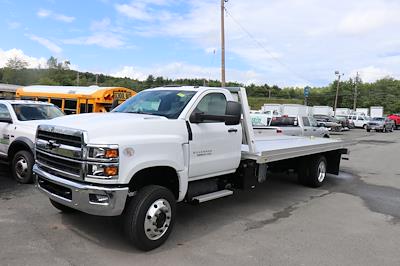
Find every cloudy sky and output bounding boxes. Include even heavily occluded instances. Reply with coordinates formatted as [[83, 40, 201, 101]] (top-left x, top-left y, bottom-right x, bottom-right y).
[[1, 0, 400, 86]]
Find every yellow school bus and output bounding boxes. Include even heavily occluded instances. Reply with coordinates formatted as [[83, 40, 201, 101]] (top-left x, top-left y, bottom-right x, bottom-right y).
[[16, 85, 136, 114]]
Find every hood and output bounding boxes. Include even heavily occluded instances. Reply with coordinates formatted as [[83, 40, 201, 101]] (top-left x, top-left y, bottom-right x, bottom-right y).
[[38, 112, 182, 143], [17, 119, 50, 129]]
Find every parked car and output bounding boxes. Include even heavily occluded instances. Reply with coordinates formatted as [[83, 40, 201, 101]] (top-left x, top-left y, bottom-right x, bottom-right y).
[[335, 115, 354, 130], [387, 114, 400, 129], [313, 114, 342, 132], [253, 115, 330, 138], [347, 114, 369, 129], [0, 100, 64, 183], [366, 117, 395, 132]]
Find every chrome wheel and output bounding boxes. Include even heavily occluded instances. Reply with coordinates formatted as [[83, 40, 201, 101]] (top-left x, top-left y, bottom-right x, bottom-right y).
[[144, 198, 171, 240], [317, 161, 326, 183], [15, 156, 28, 180]]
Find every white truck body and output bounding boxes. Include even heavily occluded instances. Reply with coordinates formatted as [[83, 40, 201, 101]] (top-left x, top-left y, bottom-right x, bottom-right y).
[[356, 108, 369, 117], [370, 106, 384, 118], [312, 106, 333, 116], [261, 103, 282, 116], [281, 104, 308, 117], [335, 108, 351, 116], [34, 86, 349, 250]]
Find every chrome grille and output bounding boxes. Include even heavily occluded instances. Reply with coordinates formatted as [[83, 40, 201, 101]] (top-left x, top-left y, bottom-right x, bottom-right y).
[[36, 125, 85, 180]]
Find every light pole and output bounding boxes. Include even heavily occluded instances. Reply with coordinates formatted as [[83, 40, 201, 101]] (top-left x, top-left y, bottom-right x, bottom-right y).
[[220, 0, 227, 87], [333, 71, 343, 117]]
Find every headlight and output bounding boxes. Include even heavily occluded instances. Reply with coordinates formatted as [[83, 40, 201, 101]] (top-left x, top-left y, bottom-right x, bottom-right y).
[[88, 146, 119, 160], [88, 163, 119, 179]]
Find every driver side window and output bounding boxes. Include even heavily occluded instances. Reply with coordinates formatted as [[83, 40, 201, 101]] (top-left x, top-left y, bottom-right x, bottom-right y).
[[0, 104, 11, 120], [194, 93, 227, 122]]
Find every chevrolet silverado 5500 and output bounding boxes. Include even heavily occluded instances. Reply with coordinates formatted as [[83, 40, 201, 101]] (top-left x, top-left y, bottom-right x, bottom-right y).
[[34, 87, 349, 250]]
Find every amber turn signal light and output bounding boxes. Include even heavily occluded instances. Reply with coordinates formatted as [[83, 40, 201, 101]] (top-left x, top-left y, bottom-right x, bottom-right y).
[[104, 166, 118, 176], [105, 149, 119, 158]]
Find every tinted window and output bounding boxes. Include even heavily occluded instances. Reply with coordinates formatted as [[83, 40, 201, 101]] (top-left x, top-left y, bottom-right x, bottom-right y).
[[302, 117, 310, 126], [80, 103, 93, 113], [12, 104, 64, 121], [113, 90, 196, 119], [51, 98, 62, 108], [64, 100, 77, 115], [195, 93, 227, 116], [270, 117, 297, 127], [0, 104, 11, 120]]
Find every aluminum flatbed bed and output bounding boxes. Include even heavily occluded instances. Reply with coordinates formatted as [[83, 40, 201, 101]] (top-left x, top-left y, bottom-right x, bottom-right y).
[[241, 135, 349, 163]]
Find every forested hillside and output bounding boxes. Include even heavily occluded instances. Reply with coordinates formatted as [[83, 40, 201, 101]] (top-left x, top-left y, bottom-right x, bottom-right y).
[[1, 57, 399, 113]]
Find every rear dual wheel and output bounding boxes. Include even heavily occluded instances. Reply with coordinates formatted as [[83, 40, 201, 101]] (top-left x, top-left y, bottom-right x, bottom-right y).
[[298, 156, 327, 188]]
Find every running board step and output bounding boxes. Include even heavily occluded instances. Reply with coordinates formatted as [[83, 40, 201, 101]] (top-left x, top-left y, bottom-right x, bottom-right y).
[[192, 189, 233, 203]]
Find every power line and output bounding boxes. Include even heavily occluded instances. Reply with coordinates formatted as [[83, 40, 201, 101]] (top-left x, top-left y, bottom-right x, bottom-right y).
[[224, 7, 313, 85]]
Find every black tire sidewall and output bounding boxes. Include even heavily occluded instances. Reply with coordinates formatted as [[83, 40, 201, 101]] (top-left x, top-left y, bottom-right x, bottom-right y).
[[12, 150, 34, 184], [299, 156, 327, 188], [123, 185, 176, 251]]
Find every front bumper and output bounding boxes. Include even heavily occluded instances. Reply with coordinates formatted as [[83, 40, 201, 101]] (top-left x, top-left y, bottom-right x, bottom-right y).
[[34, 165, 129, 216], [367, 125, 383, 130]]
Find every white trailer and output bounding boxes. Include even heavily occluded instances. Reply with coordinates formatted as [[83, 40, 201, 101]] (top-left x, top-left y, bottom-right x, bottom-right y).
[[370, 106, 384, 118], [335, 108, 351, 116], [281, 104, 308, 117], [261, 103, 282, 116], [356, 108, 369, 116], [312, 106, 333, 116], [34, 86, 350, 251]]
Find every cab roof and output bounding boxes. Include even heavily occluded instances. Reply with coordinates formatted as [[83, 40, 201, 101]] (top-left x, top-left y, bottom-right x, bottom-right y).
[[0, 100, 53, 105]]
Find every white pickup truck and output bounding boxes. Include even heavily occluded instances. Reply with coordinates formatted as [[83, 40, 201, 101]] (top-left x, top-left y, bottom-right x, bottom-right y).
[[34, 86, 349, 251], [253, 116, 330, 138], [0, 100, 64, 183]]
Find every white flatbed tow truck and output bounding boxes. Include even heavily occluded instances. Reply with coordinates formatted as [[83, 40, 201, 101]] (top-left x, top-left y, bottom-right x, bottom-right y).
[[33, 86, 350, 251]]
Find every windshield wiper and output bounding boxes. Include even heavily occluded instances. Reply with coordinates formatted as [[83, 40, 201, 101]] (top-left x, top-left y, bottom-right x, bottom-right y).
[[125, 111, 167, 118]]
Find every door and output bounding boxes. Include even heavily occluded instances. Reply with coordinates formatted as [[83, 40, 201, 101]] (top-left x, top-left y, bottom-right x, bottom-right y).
[[188, 92, 242, 179], [0, 104, 13, 156], [301, 116, 315, 136]]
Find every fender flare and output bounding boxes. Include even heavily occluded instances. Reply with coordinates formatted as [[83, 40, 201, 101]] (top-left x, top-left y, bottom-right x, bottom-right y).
[[8, 137, 35, 158]]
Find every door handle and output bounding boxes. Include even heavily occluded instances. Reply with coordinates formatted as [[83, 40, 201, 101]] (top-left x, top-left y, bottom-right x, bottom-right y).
[[228, 128, 238, 133]]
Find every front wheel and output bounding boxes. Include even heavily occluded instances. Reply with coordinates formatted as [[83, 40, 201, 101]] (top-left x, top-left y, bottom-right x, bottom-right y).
[[11, 150, 34, 184], [123, 185, 176, 251]]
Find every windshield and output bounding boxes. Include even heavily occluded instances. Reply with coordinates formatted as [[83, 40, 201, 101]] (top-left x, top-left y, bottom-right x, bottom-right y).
[[12, 104, 64, 121], [112, 90, 197, 119], [372, 117, 385, 121]]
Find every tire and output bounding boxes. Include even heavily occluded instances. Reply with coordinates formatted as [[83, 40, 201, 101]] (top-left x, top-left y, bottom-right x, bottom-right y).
[[383, 127, 386, 133], [323, 134, 330, 138], [49, 199, 76, 213], [363, 124, 367, 129], [298, 156, 327, 188], [366, 129, 370, 132], [123, 185, 176, 251], [11, 150, 34, 184]]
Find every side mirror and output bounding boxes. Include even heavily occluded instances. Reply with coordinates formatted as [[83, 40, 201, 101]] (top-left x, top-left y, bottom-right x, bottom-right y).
[[225, 101, 241, 125], [0, 117, 12, 124], [189, 111, 204, 123]]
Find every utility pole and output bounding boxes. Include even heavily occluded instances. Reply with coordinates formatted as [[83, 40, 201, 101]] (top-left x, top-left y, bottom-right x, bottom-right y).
[[353, 72, 359, 111], [220, 0, 227, 87], [95, 74, 98, 85], [333, 71, 343, 117]]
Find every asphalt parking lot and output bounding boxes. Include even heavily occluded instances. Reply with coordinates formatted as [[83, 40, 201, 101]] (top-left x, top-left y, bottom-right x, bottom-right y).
[[1, 129, 400, 266]]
